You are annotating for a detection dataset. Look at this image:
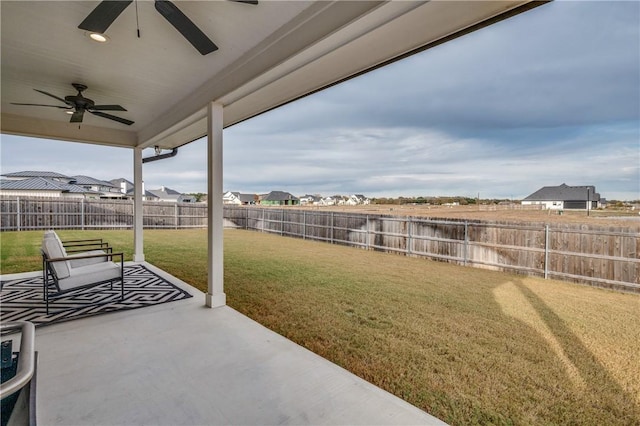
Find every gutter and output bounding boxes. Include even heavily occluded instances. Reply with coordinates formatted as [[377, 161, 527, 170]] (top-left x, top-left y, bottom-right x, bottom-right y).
[[142, 148, 178, 163]]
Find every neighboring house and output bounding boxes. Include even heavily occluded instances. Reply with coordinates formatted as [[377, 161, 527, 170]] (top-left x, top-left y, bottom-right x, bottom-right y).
[[1, 171, 195, 203], [299, 194, 323, 206], [223, 191, 241, 205], [321, 195, 348, 206], [110, 178, 135, 195], [110, 178, 159, 201], [126, 188, 160, 201], [2, 170, 73, 183], [223, 191, 257, 205], [147, 186, 195, 203], [259, 191, 299, 206], [345, 194, 370, 206], [320, 196, 336, 206], [522, 183, 602, 210], [0, 177, 100, 198], [71, 175, 123, 198], [1, 171, 103, 198]]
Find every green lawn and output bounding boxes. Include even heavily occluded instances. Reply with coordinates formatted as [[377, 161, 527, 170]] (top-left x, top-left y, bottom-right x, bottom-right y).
[[2, 229, 639, 425]]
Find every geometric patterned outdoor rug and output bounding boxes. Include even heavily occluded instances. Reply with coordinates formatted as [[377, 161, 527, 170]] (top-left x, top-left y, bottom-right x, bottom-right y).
[[0, 264, 192, 327]]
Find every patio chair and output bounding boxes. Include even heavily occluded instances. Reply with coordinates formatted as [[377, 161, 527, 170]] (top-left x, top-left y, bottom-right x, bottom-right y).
[[41, 231, 124, 315], [42, 230, 112, 268]]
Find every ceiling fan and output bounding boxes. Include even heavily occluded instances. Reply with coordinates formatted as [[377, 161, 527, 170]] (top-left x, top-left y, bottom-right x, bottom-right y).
[[78, 0, 257, 56], [11, 83, 134, 126]]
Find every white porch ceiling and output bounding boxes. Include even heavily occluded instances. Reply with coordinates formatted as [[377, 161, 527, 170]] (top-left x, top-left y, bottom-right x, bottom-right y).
[[1, 1, 546, 150]]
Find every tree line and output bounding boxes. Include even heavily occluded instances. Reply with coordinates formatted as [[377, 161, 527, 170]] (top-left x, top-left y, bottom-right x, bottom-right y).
[[370, 196, 514, 205]]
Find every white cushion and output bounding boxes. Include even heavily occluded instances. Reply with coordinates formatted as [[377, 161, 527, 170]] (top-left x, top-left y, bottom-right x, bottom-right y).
[[43, 237, 71, 279], [68, 250, 108, 268], [52, 232, 65, 252], [57, 261, 121, 291]]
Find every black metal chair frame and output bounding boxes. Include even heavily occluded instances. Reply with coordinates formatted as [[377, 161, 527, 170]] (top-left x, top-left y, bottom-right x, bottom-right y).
[[40, 238, 124, 314]]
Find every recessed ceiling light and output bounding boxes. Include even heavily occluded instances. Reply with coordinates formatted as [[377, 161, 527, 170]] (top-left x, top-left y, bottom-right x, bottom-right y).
[[87, 32, 109, 43]]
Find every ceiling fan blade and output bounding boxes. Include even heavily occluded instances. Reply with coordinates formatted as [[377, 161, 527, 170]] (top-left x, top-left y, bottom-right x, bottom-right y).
[[33, 89, 71, 105], [70, 111, 84, 123], [230, 0, 258, 4], [154, 0, 218, 55], [89, 111, 135, 126], [78, 1, 133, 33], [11, 103, 71, 109], [90, 105, 127, 111]]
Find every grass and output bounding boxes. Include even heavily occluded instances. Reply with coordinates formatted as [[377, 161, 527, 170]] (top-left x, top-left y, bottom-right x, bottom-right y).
[[2, 229, 639, 425]]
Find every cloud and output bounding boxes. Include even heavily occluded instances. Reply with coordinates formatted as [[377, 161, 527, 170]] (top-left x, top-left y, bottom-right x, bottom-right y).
[[240, 1, 639, 139]]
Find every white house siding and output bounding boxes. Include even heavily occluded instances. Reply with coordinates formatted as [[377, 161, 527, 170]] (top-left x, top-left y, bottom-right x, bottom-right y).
[[521, 200, 564, 210], [223, 192, 241, 205], [0, 190, 85, 198]]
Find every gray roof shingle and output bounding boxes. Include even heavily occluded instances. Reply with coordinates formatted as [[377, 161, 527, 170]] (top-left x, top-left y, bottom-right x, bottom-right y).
[[110, 178, 134, 186], [147, 187, 181, 199], [71, 175, 118, 187], [0, 177, 97, 193], [2, 170, 71, 179], [263, 191, 299, 201], [523, 183, 600, 202]]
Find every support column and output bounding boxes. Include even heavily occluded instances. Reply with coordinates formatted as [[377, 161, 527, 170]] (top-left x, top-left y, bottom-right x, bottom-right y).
[[206, 102, 226, 308], [133, 147, 145, 262]]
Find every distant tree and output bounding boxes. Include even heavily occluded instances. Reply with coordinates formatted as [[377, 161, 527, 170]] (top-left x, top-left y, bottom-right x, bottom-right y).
[[187, 192, 206, 202]]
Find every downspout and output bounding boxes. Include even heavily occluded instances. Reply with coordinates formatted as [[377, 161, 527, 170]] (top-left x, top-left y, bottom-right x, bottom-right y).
[[142, 148, 178, 163]]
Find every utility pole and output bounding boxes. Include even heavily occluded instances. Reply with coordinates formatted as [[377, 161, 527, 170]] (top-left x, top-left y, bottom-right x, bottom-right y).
[[587, 187, 590, 217]]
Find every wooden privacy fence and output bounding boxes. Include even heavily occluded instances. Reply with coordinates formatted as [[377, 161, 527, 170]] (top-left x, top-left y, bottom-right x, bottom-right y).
[[225, 206, 639, 292], [2, 197, 638, 291], [1, 197, 207, 230]]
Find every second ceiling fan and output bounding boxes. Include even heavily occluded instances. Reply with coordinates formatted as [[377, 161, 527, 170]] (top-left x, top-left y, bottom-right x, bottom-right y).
[[78, 0, 257, 56]]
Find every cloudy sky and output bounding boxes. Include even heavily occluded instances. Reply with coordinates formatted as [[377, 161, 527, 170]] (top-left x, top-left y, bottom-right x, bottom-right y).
[[2, 1, 639, 200]]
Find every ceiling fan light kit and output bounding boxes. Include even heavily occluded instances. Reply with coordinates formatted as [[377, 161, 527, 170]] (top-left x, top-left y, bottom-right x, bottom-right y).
[[87, 32, 109, 43], [77, 0, 258, 56]]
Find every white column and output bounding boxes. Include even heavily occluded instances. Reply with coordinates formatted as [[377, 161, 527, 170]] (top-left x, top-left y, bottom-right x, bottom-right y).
[[206, 102, 226, 308], [133, 147, 145, 262]]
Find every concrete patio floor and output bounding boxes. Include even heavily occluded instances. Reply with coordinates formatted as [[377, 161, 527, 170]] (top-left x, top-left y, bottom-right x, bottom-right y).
[[5, 262, 445, 425]]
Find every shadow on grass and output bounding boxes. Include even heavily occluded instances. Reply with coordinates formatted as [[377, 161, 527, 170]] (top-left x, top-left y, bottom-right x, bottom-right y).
[[514, 281, 640, 423]]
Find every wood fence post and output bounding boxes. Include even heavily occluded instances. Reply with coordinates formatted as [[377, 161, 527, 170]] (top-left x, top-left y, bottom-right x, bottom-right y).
[[303, 211, 306, 240], [175, 204, 178, 229], [407, 216, 412, 255], [262, 208, 265, 233], [366, 215, 370, 250], [544, 225, 549, 279], [16, 197, 21, 231], [463, 221, 469, 266], [81, 198, 85, 230], [280, 208, 284, 235], [330, 212, 334, 244]]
